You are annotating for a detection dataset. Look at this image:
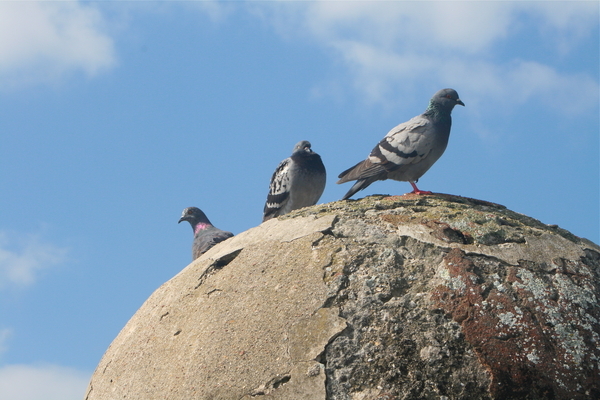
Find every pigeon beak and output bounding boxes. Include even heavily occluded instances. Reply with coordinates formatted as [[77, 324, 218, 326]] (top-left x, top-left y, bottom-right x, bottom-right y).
[[456, 99, 465, 106], [178, 217, 186, 224]]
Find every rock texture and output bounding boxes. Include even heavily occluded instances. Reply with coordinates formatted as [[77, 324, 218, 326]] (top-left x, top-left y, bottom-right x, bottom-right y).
[[85, 194, 600, 400]]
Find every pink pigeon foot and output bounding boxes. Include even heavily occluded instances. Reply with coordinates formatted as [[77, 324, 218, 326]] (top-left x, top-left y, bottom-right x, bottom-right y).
[[409, 181, 432, 195]]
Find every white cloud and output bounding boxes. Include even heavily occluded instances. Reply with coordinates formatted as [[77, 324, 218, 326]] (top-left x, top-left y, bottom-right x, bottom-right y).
[[532, 1, 598, 34], [0, 364, 90, 400], [185, 0, 236, 23], [0, 1, 116, 88], [299, 1, 516, 54], [245, 1, 599, 114], [0, 232, 68, 289]]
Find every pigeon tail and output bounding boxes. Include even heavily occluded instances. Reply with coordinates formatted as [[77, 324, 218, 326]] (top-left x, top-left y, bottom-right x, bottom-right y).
[[337, 160, 364, 183], [341, 176, 379, 200], [337, 158, 389, 184]]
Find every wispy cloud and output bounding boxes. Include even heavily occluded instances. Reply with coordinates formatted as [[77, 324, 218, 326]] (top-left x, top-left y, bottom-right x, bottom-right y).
[[245, 1, 598, 114], [0, 324, 88, 399], [0, 232, 68, 289], [0, 1, 116, 88], [0, 364, 90, 400]]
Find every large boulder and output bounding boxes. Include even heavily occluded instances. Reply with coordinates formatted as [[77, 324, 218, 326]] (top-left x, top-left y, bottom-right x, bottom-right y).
[[85, 194, 600, 399]]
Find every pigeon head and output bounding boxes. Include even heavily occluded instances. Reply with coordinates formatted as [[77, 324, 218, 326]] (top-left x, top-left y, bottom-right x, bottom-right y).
[[429, 88, 465, 112], [291, 140, 313, 156], [178, 207, 212, 233]]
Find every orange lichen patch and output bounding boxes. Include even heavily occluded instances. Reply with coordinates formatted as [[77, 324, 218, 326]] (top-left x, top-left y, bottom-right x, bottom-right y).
[[431, 248, 600, 399], [380, 214, 414, 226], [380, 214, 472, 244]]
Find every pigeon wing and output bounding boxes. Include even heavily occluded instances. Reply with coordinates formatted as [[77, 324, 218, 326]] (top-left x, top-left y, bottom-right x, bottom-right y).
[[263, 158, 292, 221], [193, 228, 234, 259], [338, 116, 431, 183], [371, 116, 434, 169]]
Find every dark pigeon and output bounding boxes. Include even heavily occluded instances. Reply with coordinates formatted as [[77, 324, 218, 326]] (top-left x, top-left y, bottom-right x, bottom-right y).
[[263, 140, 326, 222], [337, 88, 464, 200], [178, 207, 234, 260]]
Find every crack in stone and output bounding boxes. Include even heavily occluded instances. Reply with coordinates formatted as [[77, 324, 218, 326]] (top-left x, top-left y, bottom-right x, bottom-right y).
[[248, 373, 292, 397], [194, 249, 243, 290]]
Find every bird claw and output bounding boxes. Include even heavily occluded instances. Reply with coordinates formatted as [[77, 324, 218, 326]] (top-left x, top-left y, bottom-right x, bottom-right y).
[[409, 181, 432, 195], [410, 189, 433, 195]]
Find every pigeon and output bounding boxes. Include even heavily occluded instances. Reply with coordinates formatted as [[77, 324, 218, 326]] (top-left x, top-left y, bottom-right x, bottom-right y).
[[337, 88, 464, 200], [178, 207, 234, 260], [263, 140, 326, 222]]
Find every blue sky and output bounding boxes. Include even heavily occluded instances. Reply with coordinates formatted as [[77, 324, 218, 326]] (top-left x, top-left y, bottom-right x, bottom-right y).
[[0, 1, 598, 398]]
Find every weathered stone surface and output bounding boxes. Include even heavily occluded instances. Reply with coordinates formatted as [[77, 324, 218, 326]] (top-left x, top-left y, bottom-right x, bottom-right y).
[[86, 194, 600, 400]]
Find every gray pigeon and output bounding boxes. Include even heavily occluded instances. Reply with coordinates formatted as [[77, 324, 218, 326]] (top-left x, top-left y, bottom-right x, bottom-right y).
[[178, 207, 234, 260], [263, 140, 326, 222], [337, 88, 464, 199]]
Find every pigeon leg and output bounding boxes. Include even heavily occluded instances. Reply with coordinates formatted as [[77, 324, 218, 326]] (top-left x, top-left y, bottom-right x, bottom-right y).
[[409, 181, 432, 195]]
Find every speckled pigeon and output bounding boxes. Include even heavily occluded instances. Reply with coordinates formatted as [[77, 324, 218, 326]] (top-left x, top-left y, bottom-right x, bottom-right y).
[[178, 207, 234, 260], [337, 88, 464, 200], [263, 140, 326, 222]]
